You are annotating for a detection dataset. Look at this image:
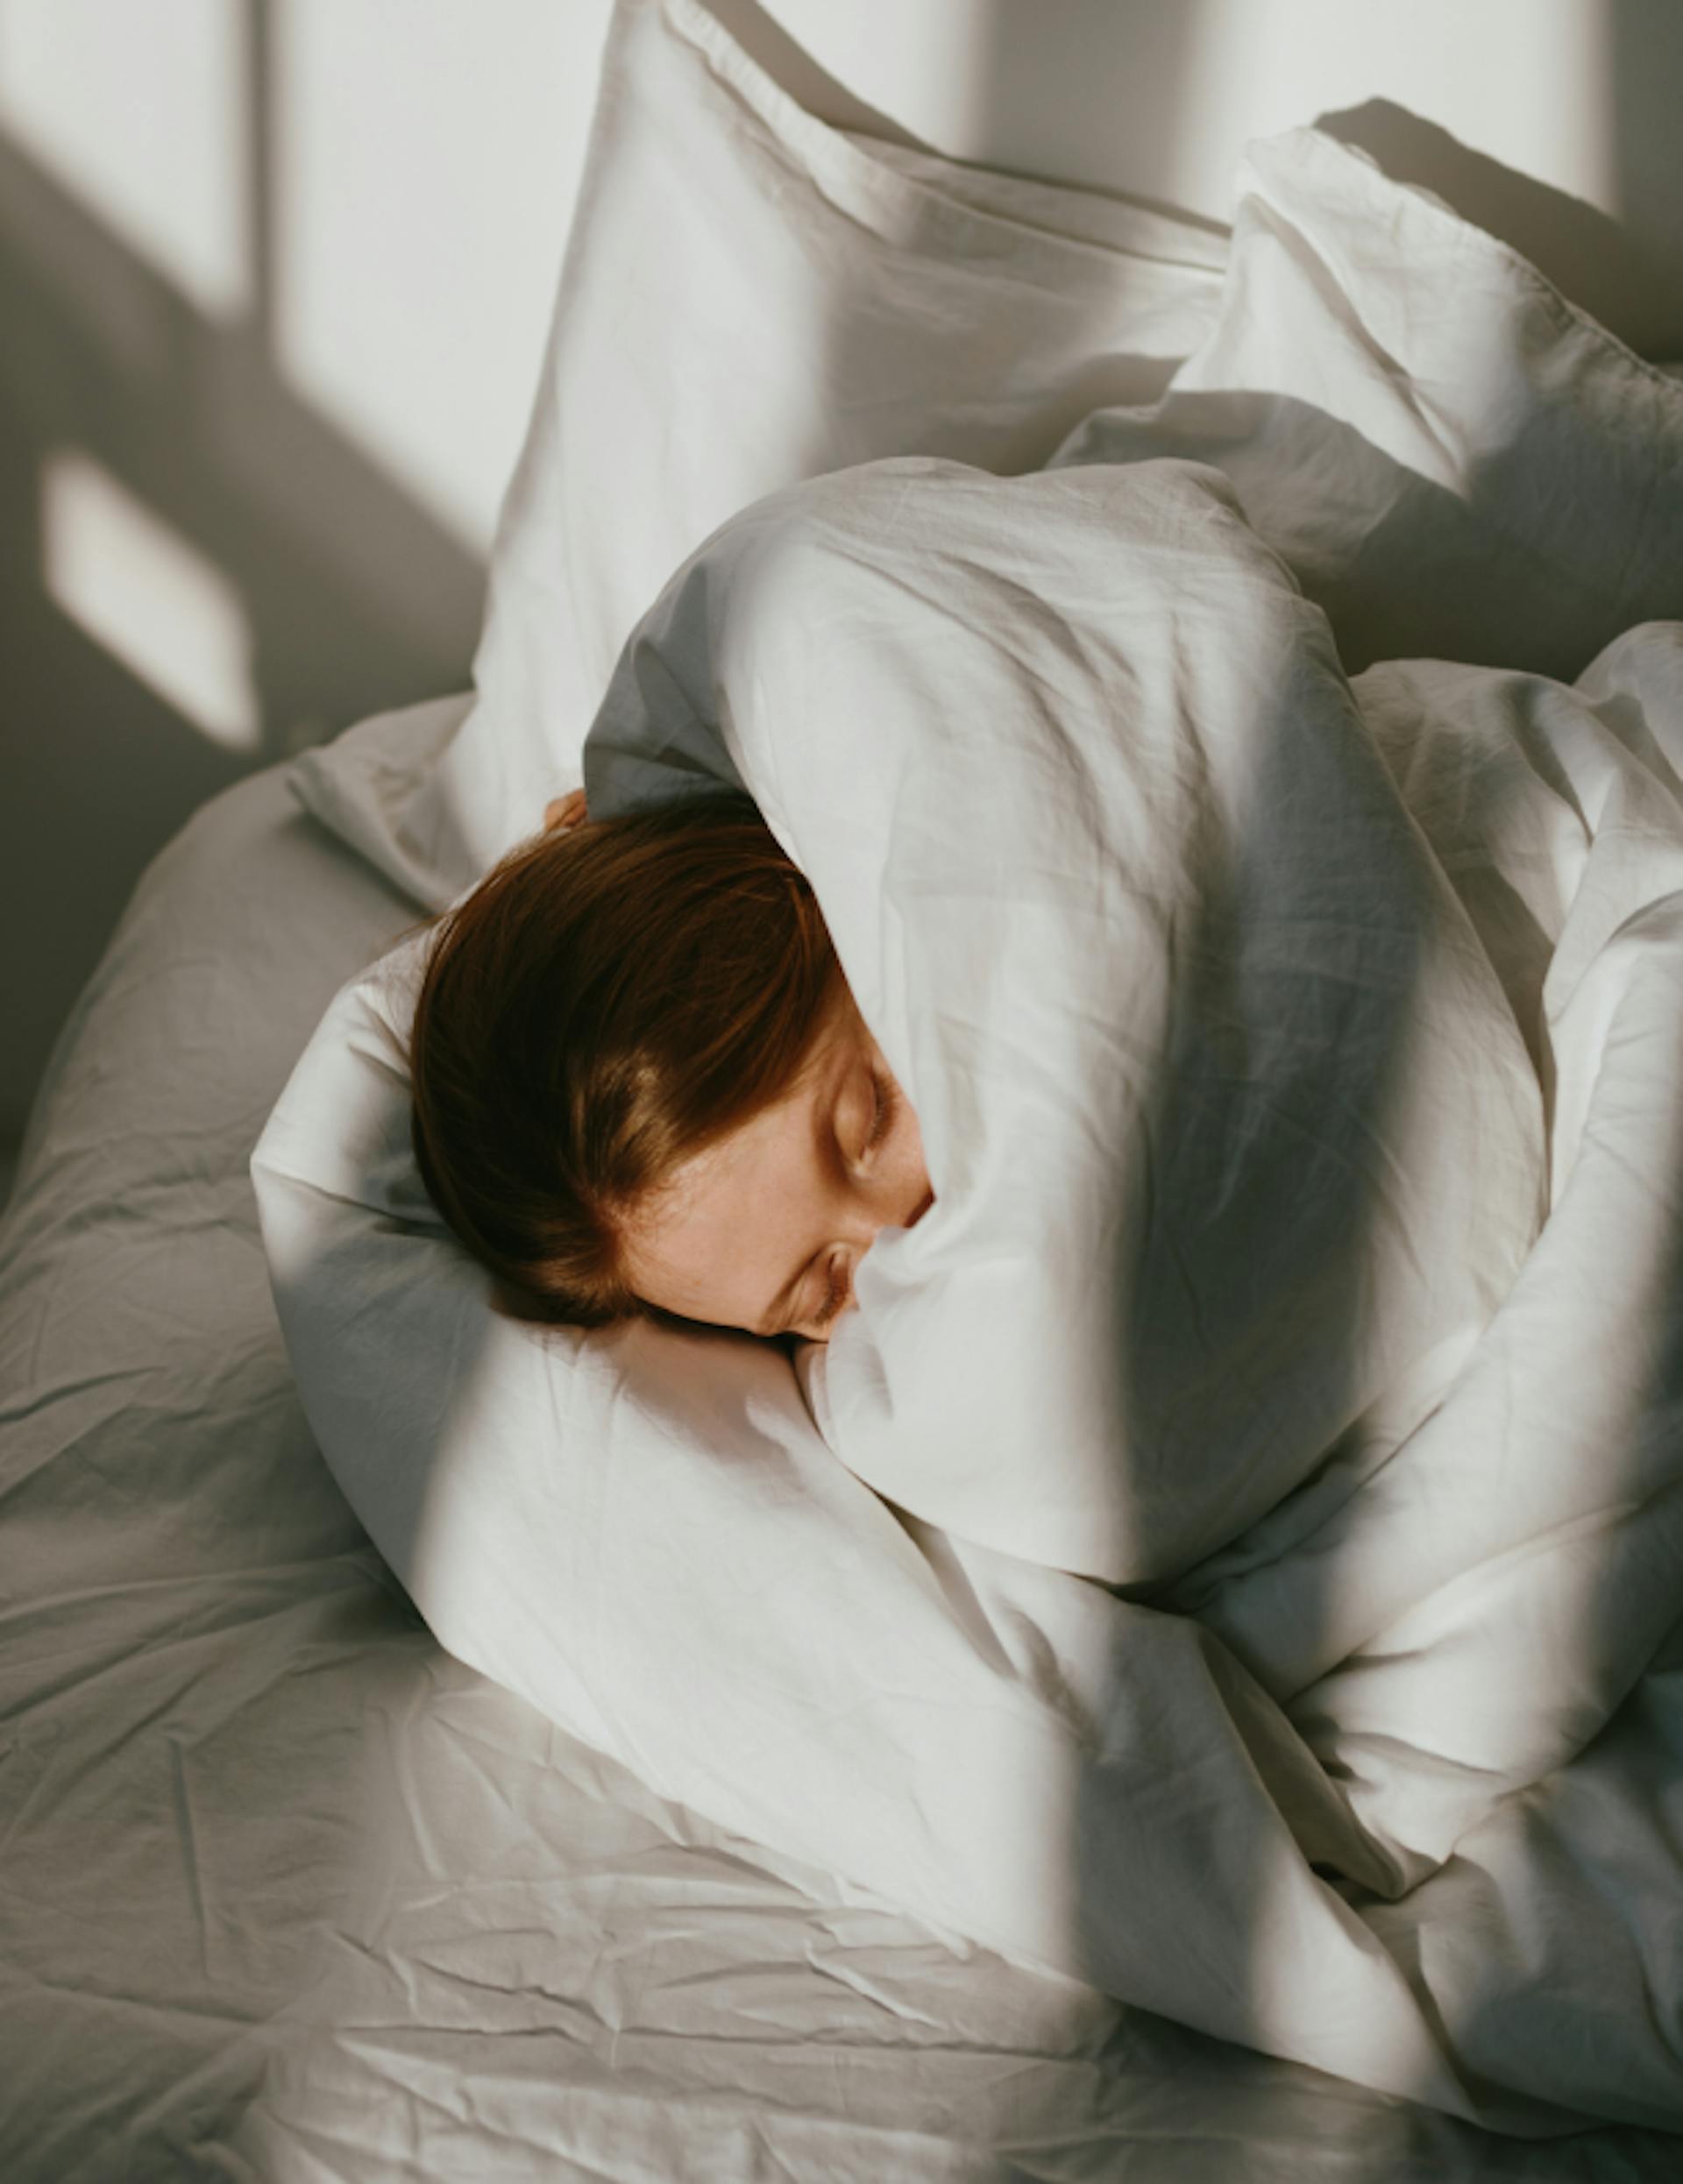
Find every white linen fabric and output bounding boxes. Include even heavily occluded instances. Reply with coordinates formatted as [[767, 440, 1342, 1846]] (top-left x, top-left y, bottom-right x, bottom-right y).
[[10, 0, 1683, 2167], [581, 454, 1546, 1592], [256, 603, 1683, 2136], [250, 0, 1683, 2141], [1242, 631, 1683, 1876], [258, 886, 1472, 2122], [20, 766, 1621, 2183], [584, 472, 1683, 1896], [291, 0, 1226, 914], [1053, 126, 1683, 684]]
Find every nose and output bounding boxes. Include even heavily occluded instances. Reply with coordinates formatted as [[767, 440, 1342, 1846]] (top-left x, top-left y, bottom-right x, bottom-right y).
[[840, 1172, 933, 1252]]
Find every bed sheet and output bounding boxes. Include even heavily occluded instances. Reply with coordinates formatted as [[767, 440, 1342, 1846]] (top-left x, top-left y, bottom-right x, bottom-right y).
[[5, 748, 1681, 2180], [262, 4, 1683, 2118]]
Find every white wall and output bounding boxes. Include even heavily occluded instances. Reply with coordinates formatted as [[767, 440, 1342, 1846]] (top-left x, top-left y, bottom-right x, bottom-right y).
[[0, 0, 614, 1162], [722, 0, 1683, 361], [2, 0, 1679, 1174]]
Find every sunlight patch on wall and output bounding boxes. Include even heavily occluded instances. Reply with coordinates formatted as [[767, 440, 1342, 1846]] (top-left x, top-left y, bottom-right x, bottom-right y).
[[0, 0, 250, 316], [271, 0, 613, 557], [41, 450, 262, 752]]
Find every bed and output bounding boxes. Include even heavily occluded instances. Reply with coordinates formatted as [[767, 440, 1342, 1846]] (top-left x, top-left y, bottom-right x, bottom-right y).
[[5, 4, 1683, 2177]]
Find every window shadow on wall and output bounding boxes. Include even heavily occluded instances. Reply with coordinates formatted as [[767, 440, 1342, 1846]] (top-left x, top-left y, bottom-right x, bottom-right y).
[[0, 0, 484, 1153], [1312, 25, 1683, 366]]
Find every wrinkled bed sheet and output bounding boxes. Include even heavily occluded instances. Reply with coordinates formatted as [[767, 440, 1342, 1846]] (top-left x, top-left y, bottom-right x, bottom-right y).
[[257, 67, 1683, 2129], [9, 0, 1683, 2168], [15, 762, 1672, 2179]]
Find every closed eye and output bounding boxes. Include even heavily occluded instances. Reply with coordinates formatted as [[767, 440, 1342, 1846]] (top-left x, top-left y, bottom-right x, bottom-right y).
[[861, 1068, 893, 1159], [785, 1064, 898, 1337]]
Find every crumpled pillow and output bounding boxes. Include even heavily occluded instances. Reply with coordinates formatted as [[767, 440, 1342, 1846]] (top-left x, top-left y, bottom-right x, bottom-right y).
[[1054, 127, 1683, 680], [287, 0, 1225, 918], [582, 452, 1545, 1581], [252, 839, 1456, 2117]]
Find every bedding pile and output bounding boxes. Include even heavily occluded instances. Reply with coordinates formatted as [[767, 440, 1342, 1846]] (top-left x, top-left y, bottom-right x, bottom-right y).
[[583, 448, 1683, 1910], [253, 0, 1683, 2141], [10, 0, 1683, 2171]]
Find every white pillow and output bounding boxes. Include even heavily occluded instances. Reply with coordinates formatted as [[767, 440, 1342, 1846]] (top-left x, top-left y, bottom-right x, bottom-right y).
[[252, 913, 1466, 2113], [286, 0, 1226, 916], [1054, 127, 1683, 680]]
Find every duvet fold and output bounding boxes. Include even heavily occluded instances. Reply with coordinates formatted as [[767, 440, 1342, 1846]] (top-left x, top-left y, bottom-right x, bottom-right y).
[[585, 455, 1683, 1898]]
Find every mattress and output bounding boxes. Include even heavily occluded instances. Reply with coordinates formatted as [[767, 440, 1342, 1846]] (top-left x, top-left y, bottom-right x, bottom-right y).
[[3, 750, 1680, 2180], [7, 0, 1683, 2165]]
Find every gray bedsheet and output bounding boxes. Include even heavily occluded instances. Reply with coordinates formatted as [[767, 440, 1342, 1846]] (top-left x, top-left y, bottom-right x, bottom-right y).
[[3, 755, 1679, 2180]]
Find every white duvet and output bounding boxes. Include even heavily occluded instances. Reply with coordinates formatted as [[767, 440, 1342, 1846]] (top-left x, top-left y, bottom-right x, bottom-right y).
[[584, 450, 1683, 1900], [252, 0, 1683, 2139], [586, 453, 1547, 1601]]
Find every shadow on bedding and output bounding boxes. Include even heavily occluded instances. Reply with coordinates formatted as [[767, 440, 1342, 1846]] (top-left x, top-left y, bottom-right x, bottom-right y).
[[128, 18, 1683, 2169], [1314, 74, 1683, 366], [0, 766, 440, 2180], [1046, 397, 1683, 2135]]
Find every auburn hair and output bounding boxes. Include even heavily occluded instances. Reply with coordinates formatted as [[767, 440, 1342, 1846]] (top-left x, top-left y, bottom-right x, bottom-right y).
[[407, 791, 844, 1330]]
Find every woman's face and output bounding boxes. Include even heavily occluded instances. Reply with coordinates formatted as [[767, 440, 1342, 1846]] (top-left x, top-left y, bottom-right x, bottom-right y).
[[621, 996, 934, 1343]]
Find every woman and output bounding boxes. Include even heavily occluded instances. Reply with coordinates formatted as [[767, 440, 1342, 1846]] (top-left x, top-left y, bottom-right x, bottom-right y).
[[408, 788, 934, 1344]]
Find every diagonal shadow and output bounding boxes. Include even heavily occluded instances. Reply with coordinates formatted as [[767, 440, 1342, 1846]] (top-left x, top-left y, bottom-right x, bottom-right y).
[[87, 0, 1680, 2166], [1311, 95, 1683, 365], [1046, 67, 1683, 2152], [0, 0, 487, 1152]]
